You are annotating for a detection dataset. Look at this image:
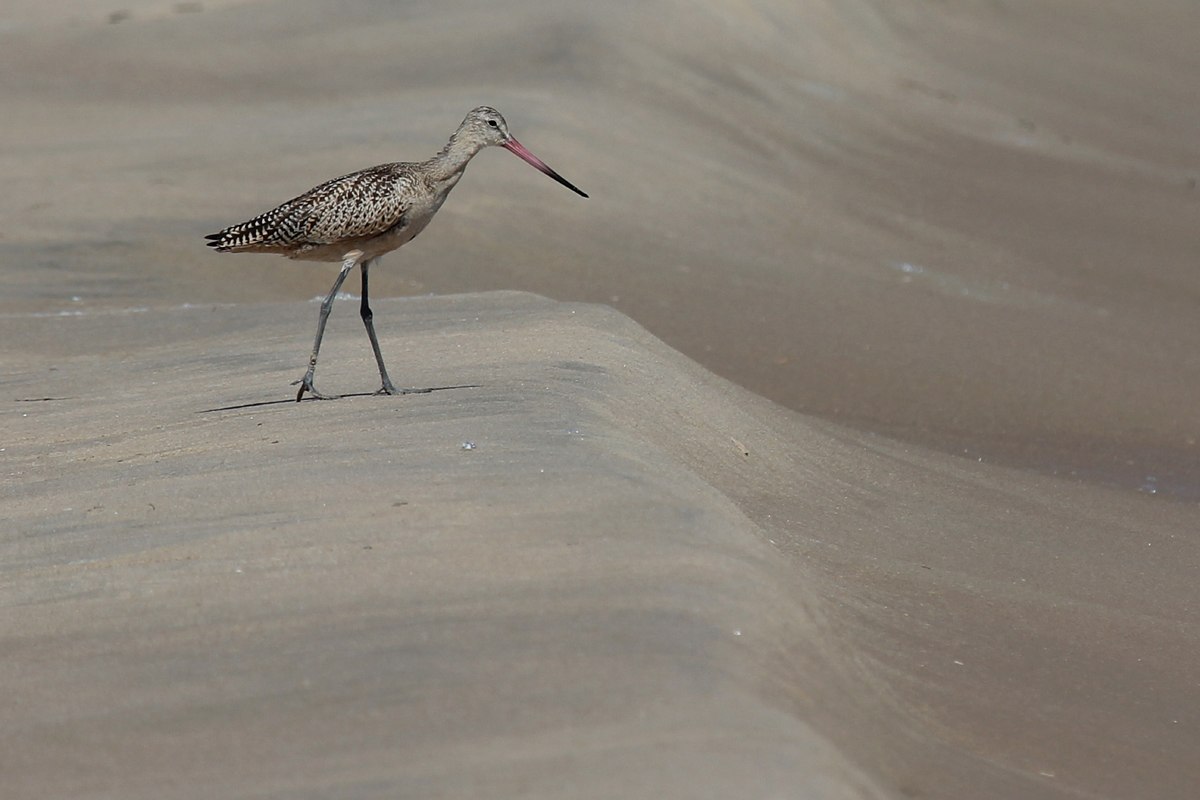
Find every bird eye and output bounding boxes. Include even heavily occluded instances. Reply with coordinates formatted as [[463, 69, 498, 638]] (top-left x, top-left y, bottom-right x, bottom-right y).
[[487, 119, 499, 128]]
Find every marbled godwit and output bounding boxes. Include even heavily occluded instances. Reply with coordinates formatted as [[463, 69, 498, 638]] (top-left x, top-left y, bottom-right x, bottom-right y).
[[205, 106, 587, 401]]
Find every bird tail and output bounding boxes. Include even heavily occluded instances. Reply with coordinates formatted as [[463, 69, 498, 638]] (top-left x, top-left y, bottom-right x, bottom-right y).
[[204, 220, 280, 253], [203, 231, 231, 251]]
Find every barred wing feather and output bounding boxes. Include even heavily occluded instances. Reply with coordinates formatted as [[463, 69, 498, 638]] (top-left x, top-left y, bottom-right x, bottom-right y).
[[205, 164, 413, 252]]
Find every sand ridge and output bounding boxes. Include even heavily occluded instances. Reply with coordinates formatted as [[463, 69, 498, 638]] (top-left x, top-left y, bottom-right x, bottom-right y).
[[2, 0, 1198, 488], [4, 294, 1198, 798], [2, 0, 1199, 796]]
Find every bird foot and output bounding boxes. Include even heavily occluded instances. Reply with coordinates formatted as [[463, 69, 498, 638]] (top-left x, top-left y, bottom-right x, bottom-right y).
[[292, 376, 336, 401], [376, 384, 432, 396]]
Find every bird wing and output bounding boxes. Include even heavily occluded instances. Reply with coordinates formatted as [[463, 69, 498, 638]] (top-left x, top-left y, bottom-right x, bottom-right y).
[[207, 164, 415, 251]]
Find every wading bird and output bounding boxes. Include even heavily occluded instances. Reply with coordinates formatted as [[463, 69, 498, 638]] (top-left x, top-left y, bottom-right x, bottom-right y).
[[206, 106, 587, 400]]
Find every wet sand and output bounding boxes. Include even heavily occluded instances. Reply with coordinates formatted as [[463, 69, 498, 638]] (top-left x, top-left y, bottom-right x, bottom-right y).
[[2, 1, 1198, 798]]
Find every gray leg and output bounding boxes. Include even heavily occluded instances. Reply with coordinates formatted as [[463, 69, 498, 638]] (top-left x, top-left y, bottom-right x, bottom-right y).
[[294, 252, 359, 401], [359, 258, 400, 395]]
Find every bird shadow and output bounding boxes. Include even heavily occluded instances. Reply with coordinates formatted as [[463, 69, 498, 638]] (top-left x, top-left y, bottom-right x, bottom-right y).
[[198, 384, 481, 414]]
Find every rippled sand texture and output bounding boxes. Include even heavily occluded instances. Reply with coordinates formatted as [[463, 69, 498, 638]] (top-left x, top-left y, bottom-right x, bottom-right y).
[[4, 0, 1199, 490], [2, 2, 1198, 799]]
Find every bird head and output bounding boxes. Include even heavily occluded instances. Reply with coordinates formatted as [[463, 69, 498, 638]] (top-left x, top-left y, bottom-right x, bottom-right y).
[[460, 106, 512, 147], [455, 106, 588, 198]]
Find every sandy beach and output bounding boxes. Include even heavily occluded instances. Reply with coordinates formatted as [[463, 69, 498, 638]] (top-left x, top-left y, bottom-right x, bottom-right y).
[[2, 2, 1198, 798]]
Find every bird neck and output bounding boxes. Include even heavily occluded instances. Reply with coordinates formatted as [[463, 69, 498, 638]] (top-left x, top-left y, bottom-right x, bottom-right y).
[[426, 131, 484, 183]]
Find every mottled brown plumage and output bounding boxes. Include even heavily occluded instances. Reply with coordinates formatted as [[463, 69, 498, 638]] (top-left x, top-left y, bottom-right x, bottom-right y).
[[206, 107, 587, 400], [206, 165, 417, 256]]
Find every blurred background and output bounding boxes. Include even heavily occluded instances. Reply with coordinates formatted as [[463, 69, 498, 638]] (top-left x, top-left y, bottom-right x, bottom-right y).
[[2, 0, 1198, 496]]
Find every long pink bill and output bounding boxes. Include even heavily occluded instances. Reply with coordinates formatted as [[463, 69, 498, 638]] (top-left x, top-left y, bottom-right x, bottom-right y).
[[503, 138, 589, 198]]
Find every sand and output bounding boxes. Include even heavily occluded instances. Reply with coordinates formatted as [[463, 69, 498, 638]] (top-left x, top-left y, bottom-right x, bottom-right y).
[[2, 1, 1198, 798]]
